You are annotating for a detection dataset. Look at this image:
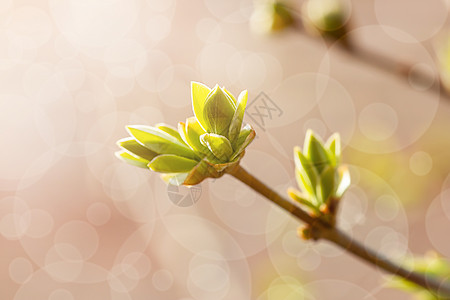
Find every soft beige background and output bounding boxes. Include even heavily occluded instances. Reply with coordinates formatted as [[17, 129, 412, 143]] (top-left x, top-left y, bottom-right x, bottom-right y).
[[1, 0, 450, 299]]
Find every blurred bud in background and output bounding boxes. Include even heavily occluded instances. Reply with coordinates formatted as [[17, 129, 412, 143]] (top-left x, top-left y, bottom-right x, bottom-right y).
[[388, 251, 450, 300], [302, 0, 351, 44], [435, 34, 450, 94], [258, 276, 308, 300], [250, 0, 295, 34]]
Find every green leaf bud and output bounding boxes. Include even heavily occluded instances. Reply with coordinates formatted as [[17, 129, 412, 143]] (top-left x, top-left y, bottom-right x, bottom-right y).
[[200, 133, 234, 162], [202, 85, 236, 136], [116, 82, 255, 187], [289, 129, 350, 223], [304, 129, 330, 173]]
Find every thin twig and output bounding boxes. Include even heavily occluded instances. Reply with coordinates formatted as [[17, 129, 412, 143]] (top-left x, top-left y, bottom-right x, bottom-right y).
[[228, 165, 450, 297], [289, 11, 449, 102]]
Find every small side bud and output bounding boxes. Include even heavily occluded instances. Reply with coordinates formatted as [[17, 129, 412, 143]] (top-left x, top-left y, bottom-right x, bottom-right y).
[[302, 0, 351, 44], [298, 226, 312, 240], [250, 1, 294, 35], [288, 130, 350, 226], [297, 225, 321, 241], [435, 34, 450, 94]]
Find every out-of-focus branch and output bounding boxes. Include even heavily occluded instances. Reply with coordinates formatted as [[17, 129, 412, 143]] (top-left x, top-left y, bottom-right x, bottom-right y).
[[269, 1, 450, 101], [299, 21, 447, 100]]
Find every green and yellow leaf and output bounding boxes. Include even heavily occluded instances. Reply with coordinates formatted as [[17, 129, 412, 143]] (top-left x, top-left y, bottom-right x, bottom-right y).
[[228, 89, 248, 143], [127, 125, 198, 160], [200, 133, 233, 162], [202, 85, 236, 136], [148, 154, 198, 173], [117, 137, 158, 161], [191, 81, 211, 131], [115, 150, 150, 169]]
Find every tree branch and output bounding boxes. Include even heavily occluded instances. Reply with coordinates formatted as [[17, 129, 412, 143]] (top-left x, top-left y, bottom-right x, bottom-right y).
[[289, 12, 449, 102], [228, 165, 450, 297]]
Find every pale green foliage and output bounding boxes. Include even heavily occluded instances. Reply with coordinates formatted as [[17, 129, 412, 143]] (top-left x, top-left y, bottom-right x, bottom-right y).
[[389, 252, 450, 300], [288, 130, 350, 216], [116, 82, 255, 185]]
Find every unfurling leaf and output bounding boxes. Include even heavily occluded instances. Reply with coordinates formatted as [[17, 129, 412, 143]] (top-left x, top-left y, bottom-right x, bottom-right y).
[[289, 130, 349, 224], [115, 150, 149, 169], [228, 90, 248, 143], [202, 85, 236, 136], [304, 130, 330, 173], [191, 81, 211, 131], [117, 137, 158, 161], [127, 125, 198, 160], [148, 154, 199, 173], [116, 82, 255, 187], [200, 133, 233, 162]]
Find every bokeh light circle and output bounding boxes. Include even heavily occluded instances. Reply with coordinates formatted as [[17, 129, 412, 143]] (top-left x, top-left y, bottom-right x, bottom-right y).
[[187, 251, 231, 299], [409, 151, 433, 176], [196, 18, 222, 43], [374, 0, 448, 42], [5, 6, 53, 48], [9, 257, 33, 284], [358, 102, 398, 141], [48, 289, 74, 300], [54, 220, 99, 261], [49, 0, 138, 49], [152, 269, 173, 291], [86, 202, 111, 226]]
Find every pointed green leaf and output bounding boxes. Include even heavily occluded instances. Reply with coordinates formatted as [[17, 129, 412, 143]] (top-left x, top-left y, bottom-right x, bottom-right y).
[[155, 123, 185, 144], [148, 154, 198, 173], [335, 165, 350, 198], [200, 133, 233, 162], [127, 125, 198, 160], [117, 137, 158, 161], [203, 85, 236, 136], [115, 150, 149, 168], [177, 121, 189, 145], [230, 124, 255, 160], [222, 87, 237, 104], [228, 90, 248, 143], [191, 81, 211, 131], [316, 165, 336, 205], [304, 129, 329, 173], [185, 117, 208, 154], [294, 147, 318, 196], [295, 169, 317, 204], [325, 133, 340, 166], [288, 188, 320, 213]]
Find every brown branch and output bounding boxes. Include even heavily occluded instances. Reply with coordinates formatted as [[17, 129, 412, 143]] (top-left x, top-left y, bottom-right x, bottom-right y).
[[228, 165, 450, 297], [289, 11, 449, 102]]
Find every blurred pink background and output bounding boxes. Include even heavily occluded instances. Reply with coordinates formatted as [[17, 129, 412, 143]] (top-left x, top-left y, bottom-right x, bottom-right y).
[[1, 0, 450, 299]]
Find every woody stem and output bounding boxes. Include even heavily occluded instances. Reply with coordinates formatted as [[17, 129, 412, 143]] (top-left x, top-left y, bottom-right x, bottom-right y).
[[228, 165, 450, 297]]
